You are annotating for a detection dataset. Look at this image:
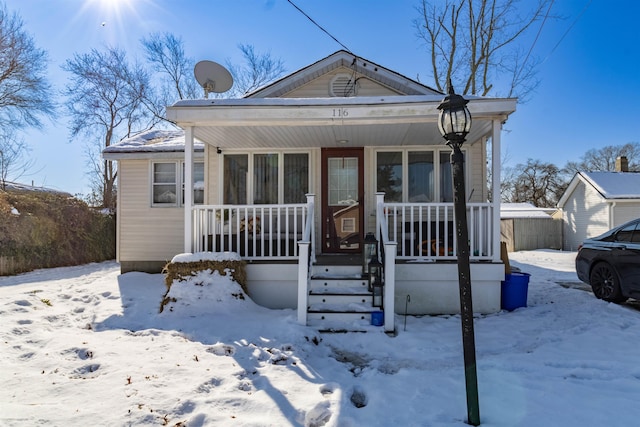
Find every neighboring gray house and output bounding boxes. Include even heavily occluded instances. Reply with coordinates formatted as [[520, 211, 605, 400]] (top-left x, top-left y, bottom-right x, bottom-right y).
[[557, 163, 640, 250], [500, 203, 560, 252]]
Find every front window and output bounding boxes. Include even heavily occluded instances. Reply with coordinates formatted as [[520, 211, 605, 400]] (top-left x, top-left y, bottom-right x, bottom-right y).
[[408, 151, 434, 202], [224, 155, 248, 204], [254, 154, 278, 204], [224, 152, 310, 204], [376, 152, 402, 202], [182, 162, 205, 204], [284, 153, 309, 203], [440, 151, 454, 202], [376, 148, 464, 202]]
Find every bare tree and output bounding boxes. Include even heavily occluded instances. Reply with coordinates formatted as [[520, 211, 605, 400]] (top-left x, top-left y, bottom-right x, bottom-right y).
[[502, 158, 567, 208], [226, 44, 286, 97], [62, 47, 156, 209], [414, 0, 552, 101], [564, 142, 640, 175], [0, 4, 55, 131], [0, 129, 37, 190], [141, 32, 199, 122]]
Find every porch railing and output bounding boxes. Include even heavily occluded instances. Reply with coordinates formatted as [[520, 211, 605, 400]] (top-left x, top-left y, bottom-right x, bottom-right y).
[[382, 200, 495, 261], [192, 202, 309, 260]]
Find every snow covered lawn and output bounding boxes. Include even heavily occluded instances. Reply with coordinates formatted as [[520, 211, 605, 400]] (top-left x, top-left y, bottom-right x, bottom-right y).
[[2, 250, 639, 426]]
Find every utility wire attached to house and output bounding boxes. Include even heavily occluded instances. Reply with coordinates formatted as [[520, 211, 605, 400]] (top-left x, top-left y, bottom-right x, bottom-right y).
[[286, 0, 353, 53], [286, 0, 361, 97]]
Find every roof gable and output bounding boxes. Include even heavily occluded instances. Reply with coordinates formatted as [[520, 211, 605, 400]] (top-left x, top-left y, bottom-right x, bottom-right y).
[[247, 50, 441, 98]]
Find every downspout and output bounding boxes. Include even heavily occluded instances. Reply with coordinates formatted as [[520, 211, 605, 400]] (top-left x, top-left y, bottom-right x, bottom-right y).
[[609, 202, 616, 229], [184, 126, 194, 253], [491, 119, 502, 262]]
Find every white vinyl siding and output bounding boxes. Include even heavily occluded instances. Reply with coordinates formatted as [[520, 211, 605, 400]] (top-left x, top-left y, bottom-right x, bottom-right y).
[[563, 182, 610, 250], [117, 160, 184, 262], [613, 203, 640, 226]]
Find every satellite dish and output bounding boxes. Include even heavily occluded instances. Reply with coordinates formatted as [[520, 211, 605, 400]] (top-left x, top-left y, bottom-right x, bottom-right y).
[[194, 60, 233, 98]]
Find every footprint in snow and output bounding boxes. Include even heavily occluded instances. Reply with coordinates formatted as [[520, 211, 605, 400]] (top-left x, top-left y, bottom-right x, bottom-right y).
[[304, 401, 332, 427], [206, 343, 236, 356], [350, 385, 368, 408]]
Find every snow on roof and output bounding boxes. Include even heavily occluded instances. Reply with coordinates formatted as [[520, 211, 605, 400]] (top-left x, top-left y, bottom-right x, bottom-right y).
[[103, 129, 202, 153], [4, 181, 71, 196], [582, 171, 640, 199], [170, 94, 448, 108], [500, 203, 554, 219]]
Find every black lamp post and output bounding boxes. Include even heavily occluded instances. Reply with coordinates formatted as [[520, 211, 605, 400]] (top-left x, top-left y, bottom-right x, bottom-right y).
[[437, 84, 480, 426]]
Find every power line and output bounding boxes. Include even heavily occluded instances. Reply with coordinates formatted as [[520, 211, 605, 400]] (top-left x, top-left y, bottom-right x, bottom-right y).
[[286, 0, 352, 53], [542, 0, 592, 64], [514, 0, 555, 86]]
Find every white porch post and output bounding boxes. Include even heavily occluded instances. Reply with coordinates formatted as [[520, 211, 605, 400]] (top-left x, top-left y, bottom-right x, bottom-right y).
[[491, 119, 502, 262], [184, 126, 194, 253]]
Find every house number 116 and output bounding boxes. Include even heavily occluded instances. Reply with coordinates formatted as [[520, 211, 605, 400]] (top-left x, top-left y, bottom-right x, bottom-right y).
[[332, 108, 348, 117]]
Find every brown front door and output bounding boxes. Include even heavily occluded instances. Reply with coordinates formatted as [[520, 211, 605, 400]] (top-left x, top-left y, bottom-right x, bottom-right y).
[[321, 148, 364, 253]]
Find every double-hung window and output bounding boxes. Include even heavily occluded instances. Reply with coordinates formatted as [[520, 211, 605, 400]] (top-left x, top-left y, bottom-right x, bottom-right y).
[[223, 152, 309, 204], [152, 161, 204, 206]]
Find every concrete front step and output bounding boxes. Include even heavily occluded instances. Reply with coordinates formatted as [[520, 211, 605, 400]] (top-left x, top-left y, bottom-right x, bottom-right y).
[[309, 290, 372, 306], [307, 311, 385, 332], [306, 262, 383, 331], [311, 263, 363, 278]]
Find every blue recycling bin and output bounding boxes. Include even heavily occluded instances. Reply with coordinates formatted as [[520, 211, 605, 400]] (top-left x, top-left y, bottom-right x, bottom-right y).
[[371, 311, 384, 326], [501, 272, 530, 311]]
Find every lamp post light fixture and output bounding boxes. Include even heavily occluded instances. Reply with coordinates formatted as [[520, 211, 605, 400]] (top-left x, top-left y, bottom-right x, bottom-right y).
[[437, 84, 480, 426], [368, 256, 383, 291], [362, 232, 378, 276]]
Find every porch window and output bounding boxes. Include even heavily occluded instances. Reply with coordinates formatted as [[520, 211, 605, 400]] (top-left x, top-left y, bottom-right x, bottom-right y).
[[284, 153, 309, 203], [224, 155, 248, 204], [152, 161, 204, 206], [254, 154, 278, 204], [440, 151, 454, 202], [376, 152, 402, 202], [376, 149, 464, 202], [182, 162, 205, 204], [224, 152, 309, 204], [408, 151, 434, 202]]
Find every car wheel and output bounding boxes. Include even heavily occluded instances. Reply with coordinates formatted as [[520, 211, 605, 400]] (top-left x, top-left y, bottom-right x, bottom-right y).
[[589, 262, 626, 303]]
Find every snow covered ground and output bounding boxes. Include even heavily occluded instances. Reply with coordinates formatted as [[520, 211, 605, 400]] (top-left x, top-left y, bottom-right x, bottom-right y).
[[1, 250, 639, 427]]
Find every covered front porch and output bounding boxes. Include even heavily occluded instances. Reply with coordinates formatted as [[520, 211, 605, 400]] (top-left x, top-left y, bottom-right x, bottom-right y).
[[167, 94, 514, 332]]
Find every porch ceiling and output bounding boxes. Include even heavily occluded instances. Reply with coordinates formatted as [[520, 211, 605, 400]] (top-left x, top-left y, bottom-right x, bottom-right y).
[[166, 95, 516, 149]]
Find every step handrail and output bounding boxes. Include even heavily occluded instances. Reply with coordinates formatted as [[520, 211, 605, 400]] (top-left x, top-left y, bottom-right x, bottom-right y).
[[376, 192, 396, 333], [297, 194, 315, 325]]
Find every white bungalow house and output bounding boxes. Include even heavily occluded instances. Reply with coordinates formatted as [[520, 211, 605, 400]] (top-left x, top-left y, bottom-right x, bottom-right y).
[[557, 159, 640, 250], [103, 51, 517, 332]]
